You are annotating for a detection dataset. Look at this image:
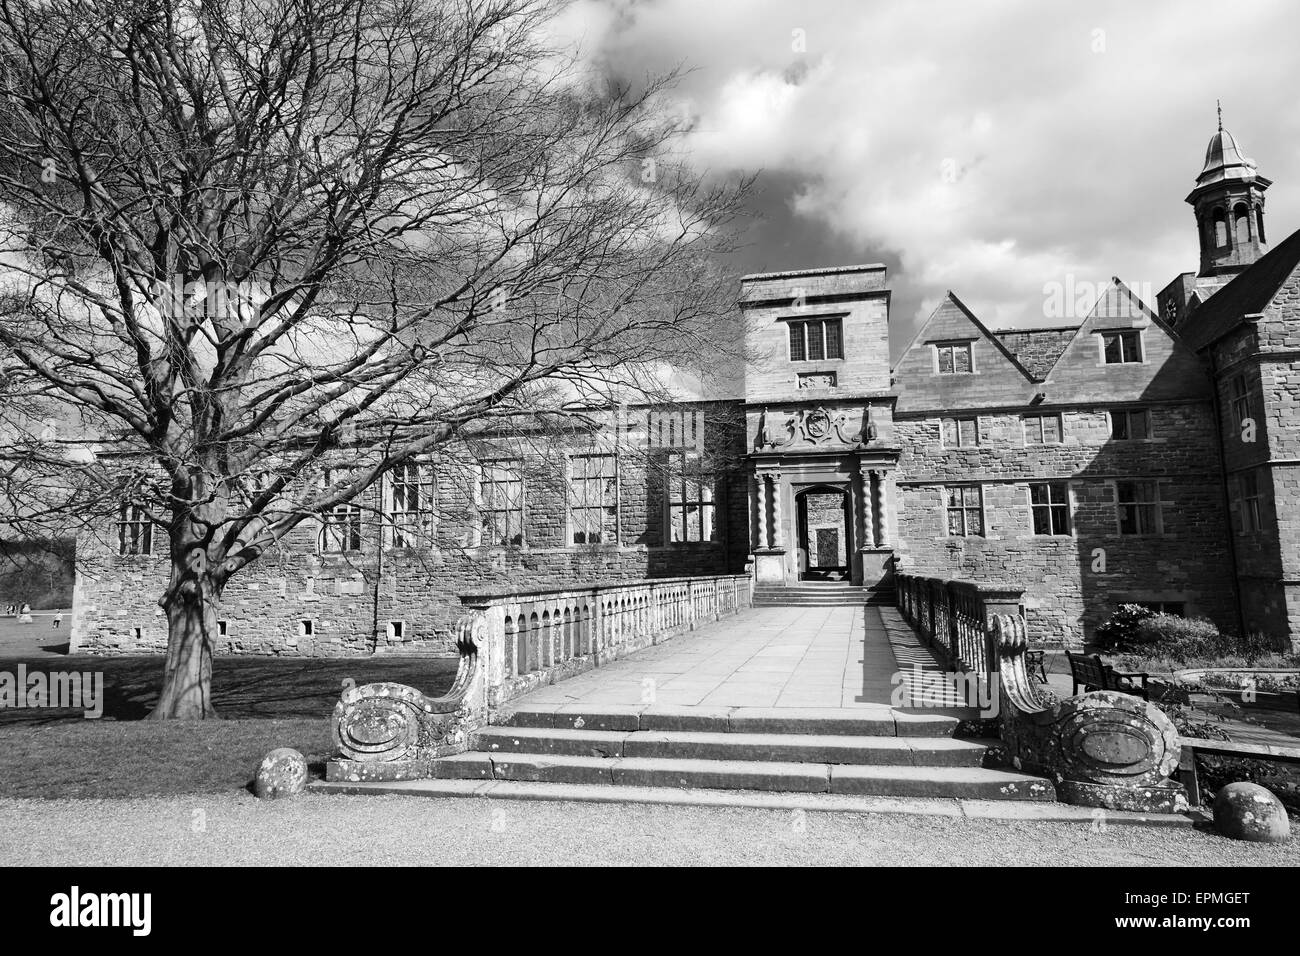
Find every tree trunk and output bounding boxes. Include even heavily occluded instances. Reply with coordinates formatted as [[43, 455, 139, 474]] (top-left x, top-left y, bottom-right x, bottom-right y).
[[149, 564, 220, 720]]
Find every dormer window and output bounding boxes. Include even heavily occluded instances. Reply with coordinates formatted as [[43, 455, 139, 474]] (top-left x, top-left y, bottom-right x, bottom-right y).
[[788, 318, 843, 362], [1100, 330, 1142, 364], [934, 341, 973, 375]]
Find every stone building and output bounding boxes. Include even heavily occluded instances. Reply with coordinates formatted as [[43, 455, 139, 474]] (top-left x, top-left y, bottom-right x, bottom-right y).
[[71, 404, 752, 657], [71, 121, 1300, 654]]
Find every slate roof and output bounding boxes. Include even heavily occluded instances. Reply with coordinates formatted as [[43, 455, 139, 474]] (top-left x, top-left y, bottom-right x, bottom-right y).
[[1177, 224, 1300, 351]]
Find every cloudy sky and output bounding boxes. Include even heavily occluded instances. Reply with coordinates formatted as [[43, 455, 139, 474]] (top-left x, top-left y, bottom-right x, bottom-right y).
[[558, 0, 1300, 359]]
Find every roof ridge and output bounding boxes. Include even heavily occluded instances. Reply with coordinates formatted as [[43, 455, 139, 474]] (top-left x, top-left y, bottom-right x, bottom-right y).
[[942, 291, 1040, 383], [1028, 278, 1164, 382], [1178, 224, 1300, 351]]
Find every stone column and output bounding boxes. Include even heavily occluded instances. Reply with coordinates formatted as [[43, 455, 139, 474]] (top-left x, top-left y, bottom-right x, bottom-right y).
[[857, 462, 876, 549], [754, 474, 769, 550], [770, 471, 784, 549], [871, 469, 890, 548]]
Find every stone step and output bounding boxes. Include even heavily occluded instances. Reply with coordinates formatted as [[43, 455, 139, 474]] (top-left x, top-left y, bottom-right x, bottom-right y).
[[752, 589, 866, 596], [752, 598, 870, 606], [312, 778, 1193, 825], [751, 587, 894, 608], [493, 704, 965, 737], [473, 726, 995, 766], [431, 752, 1055, 800], [749, 601, 870, 605], [752, 592, 866, 599]]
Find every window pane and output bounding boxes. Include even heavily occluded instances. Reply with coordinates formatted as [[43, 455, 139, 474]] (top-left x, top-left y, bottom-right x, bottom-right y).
[[938, 347, 954, 373], [789, 323, 805, 361], [959, 419, 976, 446], [807, 321, 824, 360], [1043, 416, 1060, 443], [1110, 411, 1128, 440], [947, 510, 964, 536], [1139, 505, 1156, 534], [1119, 505, 1137, 535], [825, 319, 842, 359], [1032, 508, 1050, 535], [942, 419, 957, 445], [954, 344, 971, 373], [1104, 334, 1122, 364], [1051, 505, 1070, 534], [1131, 412, 1149, 439], [966, 509, 982, 535]]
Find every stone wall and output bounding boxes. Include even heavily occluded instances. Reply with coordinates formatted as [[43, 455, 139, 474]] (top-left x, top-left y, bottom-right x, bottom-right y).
[[1204, 267, 1300, 649], [894, 403, 1235, 646], [891, 280, 1239, 647], [740, 264, 892, 403], [71, 404, 751, 657]]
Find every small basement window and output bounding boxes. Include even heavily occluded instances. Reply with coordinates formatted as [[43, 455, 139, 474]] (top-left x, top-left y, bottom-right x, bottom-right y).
[[299, 620, 314, 638], [216, 620, 229, 638], [131, 627, 143, 641], [387, 621, 405, 641]]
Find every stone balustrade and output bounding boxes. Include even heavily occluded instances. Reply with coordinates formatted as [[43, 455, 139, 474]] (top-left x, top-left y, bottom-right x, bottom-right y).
[[895, 571, 1022, 676], [327, 573, 752, 782], [458, 574, 752, 708], [897, 569, 1187, 812]]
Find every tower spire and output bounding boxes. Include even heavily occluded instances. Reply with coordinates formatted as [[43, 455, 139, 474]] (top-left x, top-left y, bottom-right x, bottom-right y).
[[1217, 99, 1223, 132]]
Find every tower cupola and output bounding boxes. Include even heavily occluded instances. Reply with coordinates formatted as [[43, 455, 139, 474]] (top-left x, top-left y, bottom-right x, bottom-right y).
[[1187, 105, 1271, 278]]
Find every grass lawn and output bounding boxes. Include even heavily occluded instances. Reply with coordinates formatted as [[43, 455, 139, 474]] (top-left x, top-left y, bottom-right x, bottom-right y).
[[0, 654, 457, 799]]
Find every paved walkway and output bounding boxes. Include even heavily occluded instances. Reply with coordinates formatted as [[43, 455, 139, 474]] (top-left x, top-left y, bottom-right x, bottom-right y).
[[519, 605, 944, 710]]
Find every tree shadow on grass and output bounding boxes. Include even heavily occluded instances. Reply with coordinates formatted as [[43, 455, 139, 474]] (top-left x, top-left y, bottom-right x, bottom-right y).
[[0, 655, 459, 725]]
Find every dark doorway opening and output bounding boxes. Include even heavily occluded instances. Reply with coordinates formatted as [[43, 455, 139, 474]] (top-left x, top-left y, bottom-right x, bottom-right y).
[[796, 485, 852, 581]]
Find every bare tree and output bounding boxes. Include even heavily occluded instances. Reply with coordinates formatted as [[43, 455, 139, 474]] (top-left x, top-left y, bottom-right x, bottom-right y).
[[0, 0, 749, 717]]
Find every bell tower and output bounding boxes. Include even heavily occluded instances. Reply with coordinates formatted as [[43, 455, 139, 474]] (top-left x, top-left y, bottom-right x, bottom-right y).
[[1188, 104, 1271, 278]]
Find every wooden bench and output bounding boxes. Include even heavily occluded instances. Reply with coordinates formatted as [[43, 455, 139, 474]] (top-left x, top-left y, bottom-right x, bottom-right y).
[[1066, 651, 1151, 700], [1024, 649, 1049, 683]]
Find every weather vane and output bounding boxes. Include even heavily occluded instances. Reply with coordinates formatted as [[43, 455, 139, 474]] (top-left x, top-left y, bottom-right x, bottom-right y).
[[1217, 99, 1223, 132]]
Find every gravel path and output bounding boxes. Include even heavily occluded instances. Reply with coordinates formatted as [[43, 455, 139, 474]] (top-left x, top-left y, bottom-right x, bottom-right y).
[[1, 794, 1295, 866]]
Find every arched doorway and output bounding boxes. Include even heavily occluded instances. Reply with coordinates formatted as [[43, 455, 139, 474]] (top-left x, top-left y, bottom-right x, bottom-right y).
[[795, 485, 852, 582]]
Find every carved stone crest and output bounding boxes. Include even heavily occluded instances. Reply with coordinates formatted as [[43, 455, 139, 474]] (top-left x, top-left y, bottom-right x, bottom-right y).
[[797, 405, 860, 445], [756, 404, 877, 449]]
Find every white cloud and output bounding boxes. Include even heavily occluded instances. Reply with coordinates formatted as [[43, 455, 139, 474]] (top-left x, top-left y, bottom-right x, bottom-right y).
[[567, 0, 1300, 343]]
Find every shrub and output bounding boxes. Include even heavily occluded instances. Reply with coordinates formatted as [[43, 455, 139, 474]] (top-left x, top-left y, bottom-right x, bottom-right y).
[[1093, 604, 1154, 651], [1132, 613, 1225, 661], [1197, 756, 1300, 814], [1153, 697, 1233, 741]]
